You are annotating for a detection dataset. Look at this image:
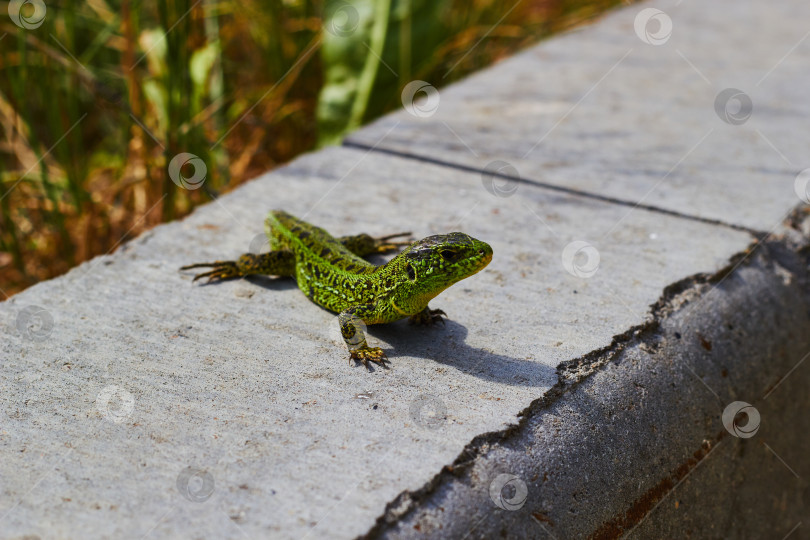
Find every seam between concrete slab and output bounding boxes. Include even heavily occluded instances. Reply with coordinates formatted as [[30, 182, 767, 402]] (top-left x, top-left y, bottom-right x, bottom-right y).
[[342, 141, 765, 238], [357, 207, 810, 538]]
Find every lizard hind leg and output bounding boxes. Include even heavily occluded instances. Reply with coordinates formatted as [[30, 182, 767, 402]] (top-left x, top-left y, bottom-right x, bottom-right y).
[[181, 250, 295, 283]]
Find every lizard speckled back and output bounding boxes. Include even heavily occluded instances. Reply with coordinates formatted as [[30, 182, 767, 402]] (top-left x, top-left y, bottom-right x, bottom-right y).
[[266, 210, 381, 313], [181, 210, 493, 367]]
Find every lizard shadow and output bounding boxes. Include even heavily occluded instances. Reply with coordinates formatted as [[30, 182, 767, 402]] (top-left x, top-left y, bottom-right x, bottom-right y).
[[243, 275, 300, 291], [190, 275, 300, 291], [367, 320, 557, 388], [242, 277, 555, 387]]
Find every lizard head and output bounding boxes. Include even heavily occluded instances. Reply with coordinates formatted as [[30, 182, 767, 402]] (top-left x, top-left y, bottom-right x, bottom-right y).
[[389, 232, 492, 313]]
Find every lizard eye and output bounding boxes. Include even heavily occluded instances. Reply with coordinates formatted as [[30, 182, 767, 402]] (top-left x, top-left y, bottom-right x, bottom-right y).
[[406, 263, 416, 281], [439, 249, 457, 262]]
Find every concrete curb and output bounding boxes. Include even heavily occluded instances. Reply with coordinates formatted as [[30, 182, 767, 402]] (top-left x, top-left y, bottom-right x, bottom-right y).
[[361, 212, 810, 538], [3, 0, 809, 537], [0, 144, 761, 540]]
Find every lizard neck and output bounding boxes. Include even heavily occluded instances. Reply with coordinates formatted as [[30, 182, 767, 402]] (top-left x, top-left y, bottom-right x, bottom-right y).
[[389, 285, 447, 316], [389, 298, 411, 317]]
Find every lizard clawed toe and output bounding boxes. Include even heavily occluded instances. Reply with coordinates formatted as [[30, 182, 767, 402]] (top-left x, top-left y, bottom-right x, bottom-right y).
[[180, 261, 240, 283], [430, 309, 447, 323], [350, 346, 389, 369], [378, 231, 412, 242], [373, 232, 413, 253], [409, 308, 447, 326]]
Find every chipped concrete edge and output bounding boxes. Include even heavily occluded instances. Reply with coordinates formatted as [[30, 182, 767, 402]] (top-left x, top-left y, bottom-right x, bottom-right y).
[[358, 207, 810, 539]]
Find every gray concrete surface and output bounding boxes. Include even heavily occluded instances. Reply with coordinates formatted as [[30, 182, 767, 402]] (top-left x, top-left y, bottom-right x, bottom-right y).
[[0, 146, 752, 539], [346, 0, 809, 232], [361, 219, 810, 539], [2, 0, 810, 538]]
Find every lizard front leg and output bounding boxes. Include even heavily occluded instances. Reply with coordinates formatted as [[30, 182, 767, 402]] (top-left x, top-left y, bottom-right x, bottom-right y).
[[181, 251, 295, 283], [338, 304, 388, 368]]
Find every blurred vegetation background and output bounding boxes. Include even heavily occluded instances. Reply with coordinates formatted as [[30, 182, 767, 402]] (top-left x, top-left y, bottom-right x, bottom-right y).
[[0, 0, 625, 297]]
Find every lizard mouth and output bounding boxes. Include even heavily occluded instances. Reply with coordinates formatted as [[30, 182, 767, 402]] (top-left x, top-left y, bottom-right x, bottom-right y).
[[471, 243, 493, 272], [479, 249, 492, 265]]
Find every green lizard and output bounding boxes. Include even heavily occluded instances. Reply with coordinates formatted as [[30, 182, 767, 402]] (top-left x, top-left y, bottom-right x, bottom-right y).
[[181, 210, 493, 367]]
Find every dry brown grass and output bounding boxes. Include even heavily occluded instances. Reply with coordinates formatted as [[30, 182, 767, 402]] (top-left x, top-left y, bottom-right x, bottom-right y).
[[0, 0, 627, 298]]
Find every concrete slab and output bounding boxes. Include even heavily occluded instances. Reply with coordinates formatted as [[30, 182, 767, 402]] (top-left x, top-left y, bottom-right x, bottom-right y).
[[362, 231, 810, 539], [0, 146, 751, 539], [346, 0, 810, 232]]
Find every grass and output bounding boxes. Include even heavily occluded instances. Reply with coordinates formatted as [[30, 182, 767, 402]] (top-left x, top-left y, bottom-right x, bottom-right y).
[[0, 0, 627, 298]]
